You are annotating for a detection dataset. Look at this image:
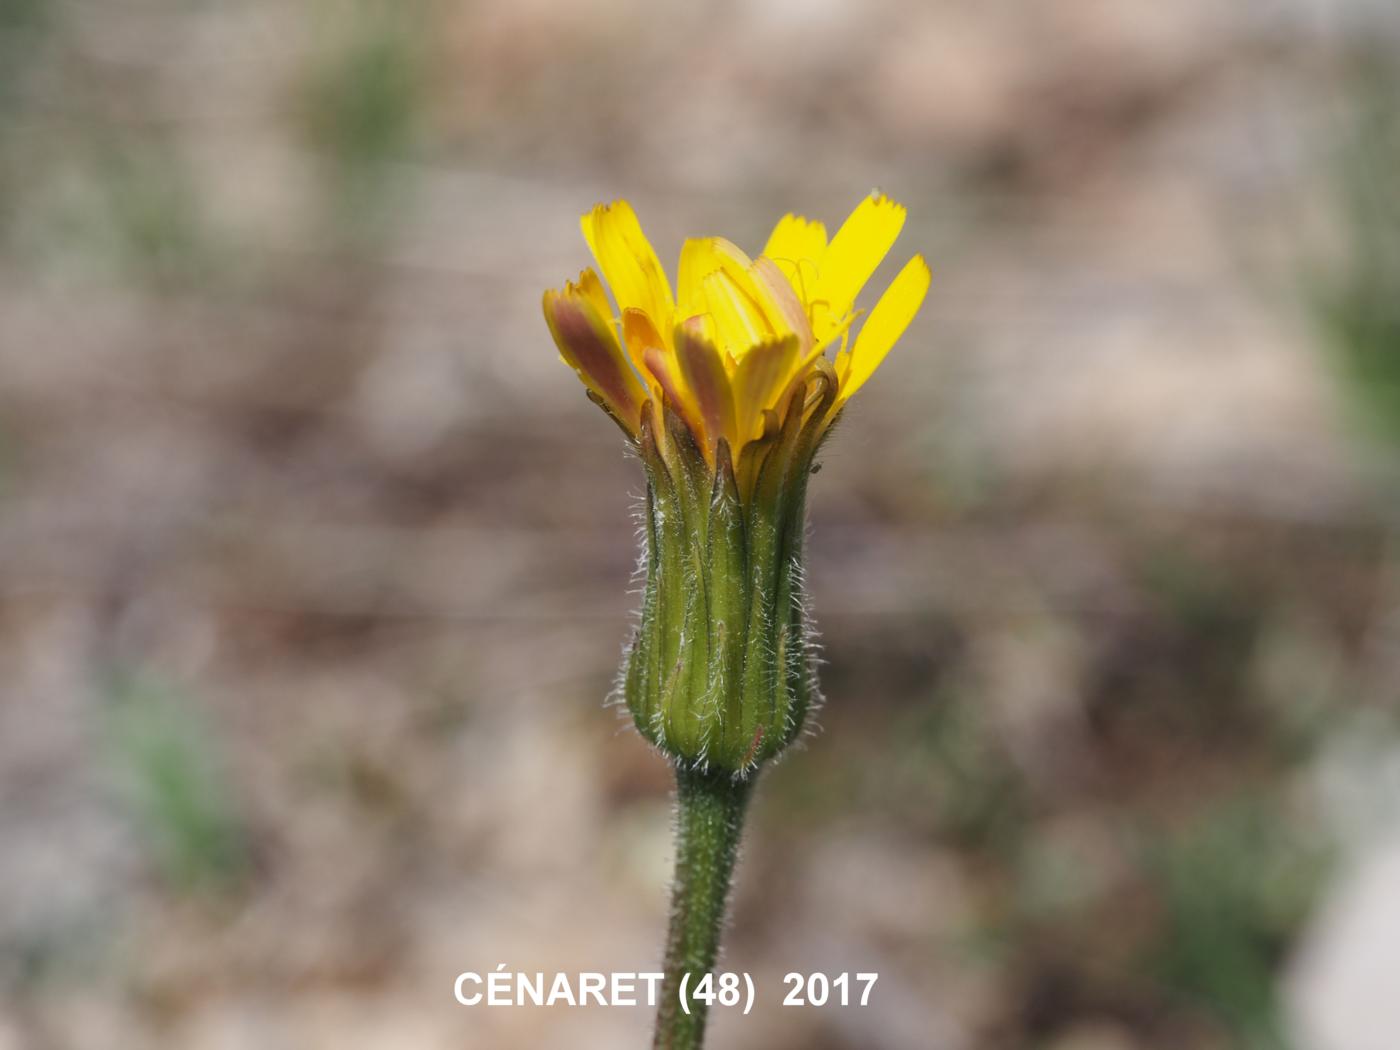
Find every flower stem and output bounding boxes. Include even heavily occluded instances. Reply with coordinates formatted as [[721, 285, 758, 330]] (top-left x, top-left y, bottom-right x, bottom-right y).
[[653, 765, 755, 1049]]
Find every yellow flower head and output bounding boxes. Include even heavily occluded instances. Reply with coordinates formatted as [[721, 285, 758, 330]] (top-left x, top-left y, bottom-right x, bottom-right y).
[[543, 192, 929, 477], [543, 194, 928, 771]]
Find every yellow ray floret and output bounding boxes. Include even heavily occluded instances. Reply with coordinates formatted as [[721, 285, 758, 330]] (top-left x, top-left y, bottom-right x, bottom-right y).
[[542, 278, 647, 430], [809, 193, 906, 343], [762, 213, 827, 299], [544, 191, 929, 463], [834, 254, 932, 402], [581, 201, 674, 329]]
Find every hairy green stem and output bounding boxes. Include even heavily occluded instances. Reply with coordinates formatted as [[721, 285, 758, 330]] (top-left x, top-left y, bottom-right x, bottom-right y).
[[653, 766, 754, 1049]]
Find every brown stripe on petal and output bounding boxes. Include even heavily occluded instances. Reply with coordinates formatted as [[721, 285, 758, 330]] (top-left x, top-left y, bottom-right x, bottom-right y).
[[622, 308, 667, 383], [642, 346, 707, 452], [751, 256, 814, 354], [641, 347, 686, 416], [544, 292, 644, 428], [675, 325, 736, 452]]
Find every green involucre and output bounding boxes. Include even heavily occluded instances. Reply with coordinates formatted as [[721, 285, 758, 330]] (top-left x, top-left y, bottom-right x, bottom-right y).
[[623, 380, 835, 775]]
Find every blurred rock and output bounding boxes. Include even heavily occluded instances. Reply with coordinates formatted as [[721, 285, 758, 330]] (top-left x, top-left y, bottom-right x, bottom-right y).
[[1287, 834, 1400, 1050]]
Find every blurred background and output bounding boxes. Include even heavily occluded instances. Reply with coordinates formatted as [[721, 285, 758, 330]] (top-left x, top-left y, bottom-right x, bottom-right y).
[[2, 1, 1400, 1047]]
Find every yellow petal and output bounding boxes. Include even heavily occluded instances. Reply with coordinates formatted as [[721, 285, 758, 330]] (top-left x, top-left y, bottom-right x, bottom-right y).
[[580, 201, 674, 333], [680, 237, 811, 361], [642, 345, 705, 448], [751, 256, 814, 355], [677, 237, 721, 319], [812, 192, 906, 336], [762, 213, 827, 299], [731, 334, 800, 442], [543, 287, 647, 430], [675, 323, 737, 451], [569, 267, 639, 374], [622, 307, 667, 385], [632, 312, 707, 445], [836, 254, 930, 401], [703, 268, 774, 355], [705, 236, 816, 355], [574, 268, 613, 326]]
